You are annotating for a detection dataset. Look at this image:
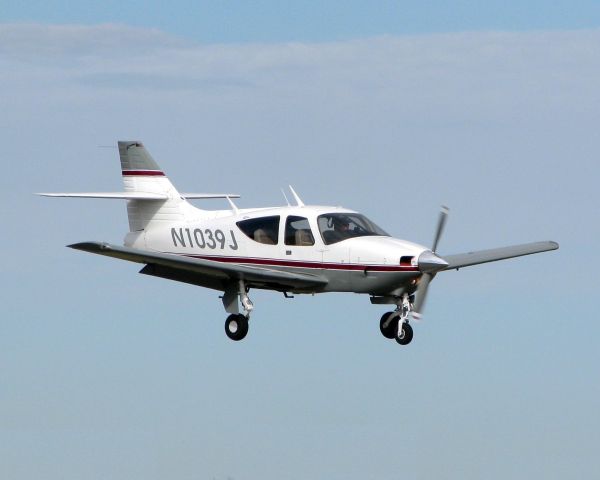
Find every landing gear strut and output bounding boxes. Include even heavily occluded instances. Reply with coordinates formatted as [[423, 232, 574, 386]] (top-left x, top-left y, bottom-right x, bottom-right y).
[[379, 293, 415, 346]]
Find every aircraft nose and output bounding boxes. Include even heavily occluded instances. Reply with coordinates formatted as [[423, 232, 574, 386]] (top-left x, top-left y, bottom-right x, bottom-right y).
[[418, 250, 449, 273]]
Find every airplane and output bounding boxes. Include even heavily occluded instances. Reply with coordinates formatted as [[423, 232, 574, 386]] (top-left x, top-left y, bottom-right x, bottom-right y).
[[40, 141, 559, 345]]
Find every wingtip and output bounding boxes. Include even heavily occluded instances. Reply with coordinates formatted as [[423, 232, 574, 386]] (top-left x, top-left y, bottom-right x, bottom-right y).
[[67, 241, 110, 252]]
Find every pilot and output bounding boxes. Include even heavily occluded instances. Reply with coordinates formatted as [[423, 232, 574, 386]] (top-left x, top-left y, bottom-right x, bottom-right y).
[[332, 217, 351, 240]]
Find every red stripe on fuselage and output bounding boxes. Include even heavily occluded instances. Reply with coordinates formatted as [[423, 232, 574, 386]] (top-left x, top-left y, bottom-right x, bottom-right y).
[[179, 253, 419, 272], [122, 170, 165, 176]]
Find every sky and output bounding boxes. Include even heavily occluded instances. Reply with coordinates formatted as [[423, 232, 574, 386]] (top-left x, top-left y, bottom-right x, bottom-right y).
[[1, 2, 599, 480]]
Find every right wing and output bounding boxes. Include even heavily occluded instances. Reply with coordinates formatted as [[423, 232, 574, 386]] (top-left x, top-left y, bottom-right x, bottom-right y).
[[442, 241, 559, 270], [69, 241, 327, 292]]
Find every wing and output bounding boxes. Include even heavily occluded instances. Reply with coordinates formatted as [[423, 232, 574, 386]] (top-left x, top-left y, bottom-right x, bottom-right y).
[[69, 241, 327, 292], [442, 241, 558, 270]]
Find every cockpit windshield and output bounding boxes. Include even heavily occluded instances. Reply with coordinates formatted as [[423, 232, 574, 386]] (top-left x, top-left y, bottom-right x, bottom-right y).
[[317, 213, 389, 245]]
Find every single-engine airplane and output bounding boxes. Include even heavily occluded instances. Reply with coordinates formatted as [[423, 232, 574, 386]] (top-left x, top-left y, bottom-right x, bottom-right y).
[[40, 141, 558, 345]]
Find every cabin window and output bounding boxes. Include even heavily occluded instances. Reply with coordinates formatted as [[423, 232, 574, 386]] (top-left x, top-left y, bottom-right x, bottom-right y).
[[285, 216, 315, 246], [318, 213, 389, 245], [236, 216, 280, 245]]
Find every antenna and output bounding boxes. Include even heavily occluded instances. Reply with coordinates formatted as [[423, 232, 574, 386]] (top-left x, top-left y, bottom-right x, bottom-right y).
[[281, 188, 291, 206], [226, 195, 239, 214], [288, 185, 305, 207]]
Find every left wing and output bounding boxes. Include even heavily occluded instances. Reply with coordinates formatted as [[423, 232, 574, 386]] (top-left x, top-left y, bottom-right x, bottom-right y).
[[68, 241, 327, 292]]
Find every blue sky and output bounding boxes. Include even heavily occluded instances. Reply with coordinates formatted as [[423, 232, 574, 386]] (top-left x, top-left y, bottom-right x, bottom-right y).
[[5, 1, 600, 42], [1, 3, 599, 480]]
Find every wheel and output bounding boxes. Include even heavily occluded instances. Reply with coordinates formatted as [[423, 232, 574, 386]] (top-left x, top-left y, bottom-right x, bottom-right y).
[[225, 314, 249, 341], [395, 322, 413, 345], [379, 312, 396, 339]]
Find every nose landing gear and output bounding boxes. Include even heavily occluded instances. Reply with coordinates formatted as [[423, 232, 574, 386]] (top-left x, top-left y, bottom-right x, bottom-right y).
[[379, 293, 415, 345]]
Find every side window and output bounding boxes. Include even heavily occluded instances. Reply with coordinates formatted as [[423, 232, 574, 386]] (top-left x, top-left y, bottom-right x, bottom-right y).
[[236, 216, 280, 245], [285, 216, 315, 246]]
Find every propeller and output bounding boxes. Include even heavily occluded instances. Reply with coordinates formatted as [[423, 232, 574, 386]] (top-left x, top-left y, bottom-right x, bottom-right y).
[[412, 206, 449, 320]]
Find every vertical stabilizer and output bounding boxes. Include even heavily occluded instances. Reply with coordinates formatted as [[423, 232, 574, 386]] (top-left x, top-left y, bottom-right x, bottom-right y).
[[118, 141, 192, 234]]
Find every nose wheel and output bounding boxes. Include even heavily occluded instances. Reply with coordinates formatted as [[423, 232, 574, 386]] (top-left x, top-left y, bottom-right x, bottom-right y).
[[395, 322, 413, 345], [225, 314, 249, 341]]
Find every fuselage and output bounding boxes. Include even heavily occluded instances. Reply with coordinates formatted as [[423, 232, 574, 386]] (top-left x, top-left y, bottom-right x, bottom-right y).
[[125, 203, 429, 295]]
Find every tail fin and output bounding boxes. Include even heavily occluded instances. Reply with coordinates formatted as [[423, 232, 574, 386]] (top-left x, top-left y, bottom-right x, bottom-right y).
[[118, 141, 191, 232]]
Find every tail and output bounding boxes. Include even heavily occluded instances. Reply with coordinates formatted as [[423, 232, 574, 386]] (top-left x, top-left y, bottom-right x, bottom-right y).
[[39, 140, 240, 245], [118, 141, 192, 233]]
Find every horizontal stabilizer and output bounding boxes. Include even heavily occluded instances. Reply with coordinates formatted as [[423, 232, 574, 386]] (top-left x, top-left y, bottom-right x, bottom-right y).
[[37, 192, 240, 200], [37, 192, 168, 200], [443, 241, 559, 270], [181, 193, 240, 199]]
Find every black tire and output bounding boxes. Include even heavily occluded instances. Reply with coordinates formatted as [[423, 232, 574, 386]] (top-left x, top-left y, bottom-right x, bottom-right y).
[[379, 312, 396, 339], [225, 314, 249, 341], [395, 322, 413, 345]]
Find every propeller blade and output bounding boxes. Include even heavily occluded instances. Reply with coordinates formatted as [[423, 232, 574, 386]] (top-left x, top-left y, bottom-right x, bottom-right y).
[[413, 206, 450, 320], [431, 205, 449, 253], [412, 273, 432, 320]]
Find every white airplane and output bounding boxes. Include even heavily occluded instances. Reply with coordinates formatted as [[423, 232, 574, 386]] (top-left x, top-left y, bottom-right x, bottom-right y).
[[40, 141, 558, 345]]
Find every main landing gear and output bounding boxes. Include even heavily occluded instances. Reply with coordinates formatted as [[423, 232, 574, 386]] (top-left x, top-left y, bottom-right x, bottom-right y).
[[222, 279, 253, 341], [225, 314, 249, 341], [379, 293, 414, 345]]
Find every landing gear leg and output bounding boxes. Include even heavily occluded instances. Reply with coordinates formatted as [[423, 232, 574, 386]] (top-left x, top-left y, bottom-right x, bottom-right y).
[[395, 293, 414, 345], [239, 279, 254, 316], [222, 279, 253, 341]]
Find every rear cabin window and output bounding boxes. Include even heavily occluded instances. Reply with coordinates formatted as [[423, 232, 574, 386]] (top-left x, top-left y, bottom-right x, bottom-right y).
[[285, 216, 315, 246], [236, 216, 280, 245]]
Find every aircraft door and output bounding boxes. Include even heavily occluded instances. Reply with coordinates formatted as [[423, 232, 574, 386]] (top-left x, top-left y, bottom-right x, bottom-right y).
[[282, 215, 317, 265]]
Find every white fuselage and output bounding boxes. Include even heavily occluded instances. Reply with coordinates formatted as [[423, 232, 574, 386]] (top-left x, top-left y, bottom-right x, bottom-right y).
[[125, 202, 429, 296]]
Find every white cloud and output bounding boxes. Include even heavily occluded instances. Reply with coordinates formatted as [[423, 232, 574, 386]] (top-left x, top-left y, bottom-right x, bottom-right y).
[[2, 23, 599, 123], [0, 23, 187, 58]]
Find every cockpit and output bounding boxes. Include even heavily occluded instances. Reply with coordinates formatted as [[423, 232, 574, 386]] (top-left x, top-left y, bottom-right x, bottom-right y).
[[317, 213, 389, 245]]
